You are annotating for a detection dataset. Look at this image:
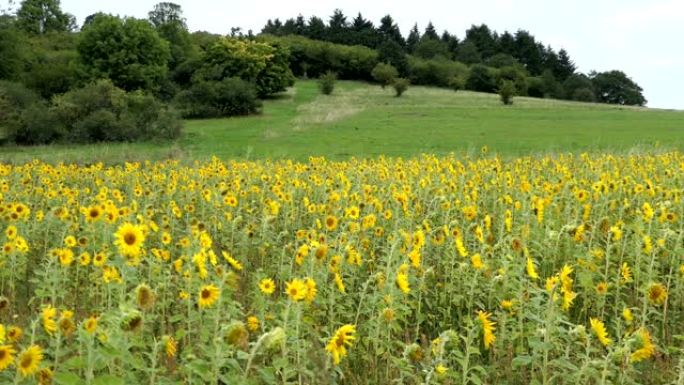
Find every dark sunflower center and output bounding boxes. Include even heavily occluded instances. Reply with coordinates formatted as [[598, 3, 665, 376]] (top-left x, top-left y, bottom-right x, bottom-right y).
[[124, 232, 137, 245], [20, 355, 32, 369], [201, 289, 211, 299]]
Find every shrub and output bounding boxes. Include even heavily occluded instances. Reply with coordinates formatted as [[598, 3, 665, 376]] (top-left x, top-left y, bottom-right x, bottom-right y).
[[449, 76, 465, 92], [51, 79, 181, 143], [393, 78, 409, 97], [175, 78, 261, 118], [371, 63, 398, 89], [572, 88, 596, 102], [318, 71, 336, 95], [466, 64, 497, 93], [408, 57, 469, 88], [0, 81, 48, 143], [526, 77, 545, 98], [499, 80, 516, 105]]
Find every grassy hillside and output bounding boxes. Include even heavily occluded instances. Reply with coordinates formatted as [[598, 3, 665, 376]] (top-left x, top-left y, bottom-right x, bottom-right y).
[[2, 80, 683, 163]]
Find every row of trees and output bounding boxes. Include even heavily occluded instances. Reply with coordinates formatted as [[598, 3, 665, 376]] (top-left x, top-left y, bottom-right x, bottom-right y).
[[262, 10, 646, 105]]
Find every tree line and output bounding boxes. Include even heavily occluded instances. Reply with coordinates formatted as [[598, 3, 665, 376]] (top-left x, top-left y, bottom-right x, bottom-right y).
[[0, 1, 648, 146]]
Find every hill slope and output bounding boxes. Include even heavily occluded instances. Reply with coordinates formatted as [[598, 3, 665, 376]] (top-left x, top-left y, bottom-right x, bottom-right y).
[[2, 80, 683, 163]]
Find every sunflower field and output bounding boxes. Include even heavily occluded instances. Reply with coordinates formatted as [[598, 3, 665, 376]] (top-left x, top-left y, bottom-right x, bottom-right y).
[[0, 152, 683, 385]]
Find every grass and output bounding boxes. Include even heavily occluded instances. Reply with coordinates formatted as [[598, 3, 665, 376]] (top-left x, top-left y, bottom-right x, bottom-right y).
[[2, 80, 683, 163]]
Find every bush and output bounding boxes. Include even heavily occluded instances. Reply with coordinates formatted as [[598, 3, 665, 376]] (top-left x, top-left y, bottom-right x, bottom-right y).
[[572, 88, 596, 102], [495, 66, 528, 96], [466, 64, 497, 93], [499, 80, 516, 105], [449, 76, 465, 92], [318, 71, 336, 95], [526, 77, 545, 98], [393, 78, 409, 97], [371, 63, 398, 89], [0, 81, 46, 142], [3, 79, 181, 145], [408, 57, 469, 88], [175, 78, 261, 118]]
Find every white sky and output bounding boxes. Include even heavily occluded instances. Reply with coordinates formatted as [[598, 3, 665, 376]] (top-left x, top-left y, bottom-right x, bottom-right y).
[[9, 0, 684, 109]]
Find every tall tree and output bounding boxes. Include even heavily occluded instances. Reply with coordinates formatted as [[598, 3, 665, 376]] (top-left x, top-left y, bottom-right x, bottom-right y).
[[306, 16, 326, 40], [0, 15, 25, 80], [350, 13, 376, 47], [377, 14, 404, 47], [590, 70, 646, 106], [327, 9, 349, 44], [497, 31, 516, 55], [423, 22, 439, 40], [406, 23, 420, 53], [441, 31, 459, 59], [513, 30, 544, 75], [148, 2, 185, 29], [464, 24, 497, 59], [16, 0, 75, 35], [78, 14, 170, 92], [555, 49, 576, 81]]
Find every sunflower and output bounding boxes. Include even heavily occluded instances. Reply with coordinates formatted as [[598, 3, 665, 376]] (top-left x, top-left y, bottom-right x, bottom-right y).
[[526, 257, 539, 280], [17, 345, 43, 377], [590, 318, 612, 346], [477, 311, 496, 350], [0, 344, 16, 371], [630, 328, 656, 362], [41, 305, 57, 336], [135, 284, 155, 310], [324, 215, 338, 231], [163, 336, 177, 358], [285, 279, 308, 302], [38, 367, 53, 385], [246, 316, 259, 332], [304, 278, 317, 303], [396, 272, 410, 295], [198, 284, 220, 308], [334, 273, 346, 293], [0, 297, 8, 312], [595, 282, 608, 295], [647, 283, 668, 305], [258, 278, 276, 295], [83, 316, 98, 334], [113, 223, 145, 258], [325, 324, 356, 365], [7, 326, 22, 343]]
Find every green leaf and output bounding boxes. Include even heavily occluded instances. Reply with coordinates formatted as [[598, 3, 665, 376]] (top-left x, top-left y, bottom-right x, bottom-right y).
[[55, 372, 86, 385], [93, 375, 125, 385]]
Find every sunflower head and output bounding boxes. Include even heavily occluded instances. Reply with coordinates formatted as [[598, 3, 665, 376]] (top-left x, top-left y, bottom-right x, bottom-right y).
[[135, 284, 155, 311]]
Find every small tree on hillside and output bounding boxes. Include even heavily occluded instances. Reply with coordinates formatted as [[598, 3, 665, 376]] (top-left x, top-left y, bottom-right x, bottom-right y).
[[371, 62, 398, 89], [393, 78, 409, 97], [319, 71, 336, 95], [499, 80, 516, 105]]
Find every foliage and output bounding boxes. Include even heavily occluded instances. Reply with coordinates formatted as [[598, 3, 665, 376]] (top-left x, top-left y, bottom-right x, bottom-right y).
[[392, 77, 409, 97], [0, 16, 25, 80], [371, 62, 398, 88], [499, 79, 516, 105], [78, 14, 170, 92], [15, 0, 75, 35], [174, 78, 261, 118], [318, 71, 336, 95], [264, 35, 378, 80], [466, 64, 497, 92], [495, 65, 528, 96], [197, 37, 294, 98], [377, 39, 409, 76], [22, 41, 84, 98], [5, 79, 181, 144], [408, 56, 469, 88], [0, 81, 43, 140], [591, 70, 647, 106]]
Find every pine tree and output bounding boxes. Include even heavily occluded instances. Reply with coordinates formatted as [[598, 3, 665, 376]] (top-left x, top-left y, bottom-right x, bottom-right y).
[[377, 14, 405, 47], [423, 21, 438, 40], [406, 23, 420, 53]]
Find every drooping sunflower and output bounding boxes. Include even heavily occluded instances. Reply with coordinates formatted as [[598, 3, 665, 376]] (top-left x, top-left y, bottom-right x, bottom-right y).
[[16, 345, 43, 377], [163, 336, 177, 358], [135, 284, 155, 311], [113, 223, 145, 258], [258, 278, 276, 295], [396, 271, 411, 295], [304, 278, 317, 303], [0, 344, 16, 371], [325, 324, 356, 365], [590, 318, 612, 347], [41, 305, 57, 336], [630, 328, 656, 363], [647, 283, 667, 305], [198, 284, 220, 308], [477, 311, 496, 350]]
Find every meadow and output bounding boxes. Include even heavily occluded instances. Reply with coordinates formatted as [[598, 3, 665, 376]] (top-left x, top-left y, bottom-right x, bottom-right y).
[[1, 80, 684, 164]]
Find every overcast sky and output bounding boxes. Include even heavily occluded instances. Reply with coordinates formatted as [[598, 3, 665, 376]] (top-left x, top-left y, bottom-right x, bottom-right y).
[[10, 0, 684, 109]]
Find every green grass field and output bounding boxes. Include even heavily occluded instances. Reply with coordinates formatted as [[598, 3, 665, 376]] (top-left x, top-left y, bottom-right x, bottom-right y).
[[2, 80, 683, 163]]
